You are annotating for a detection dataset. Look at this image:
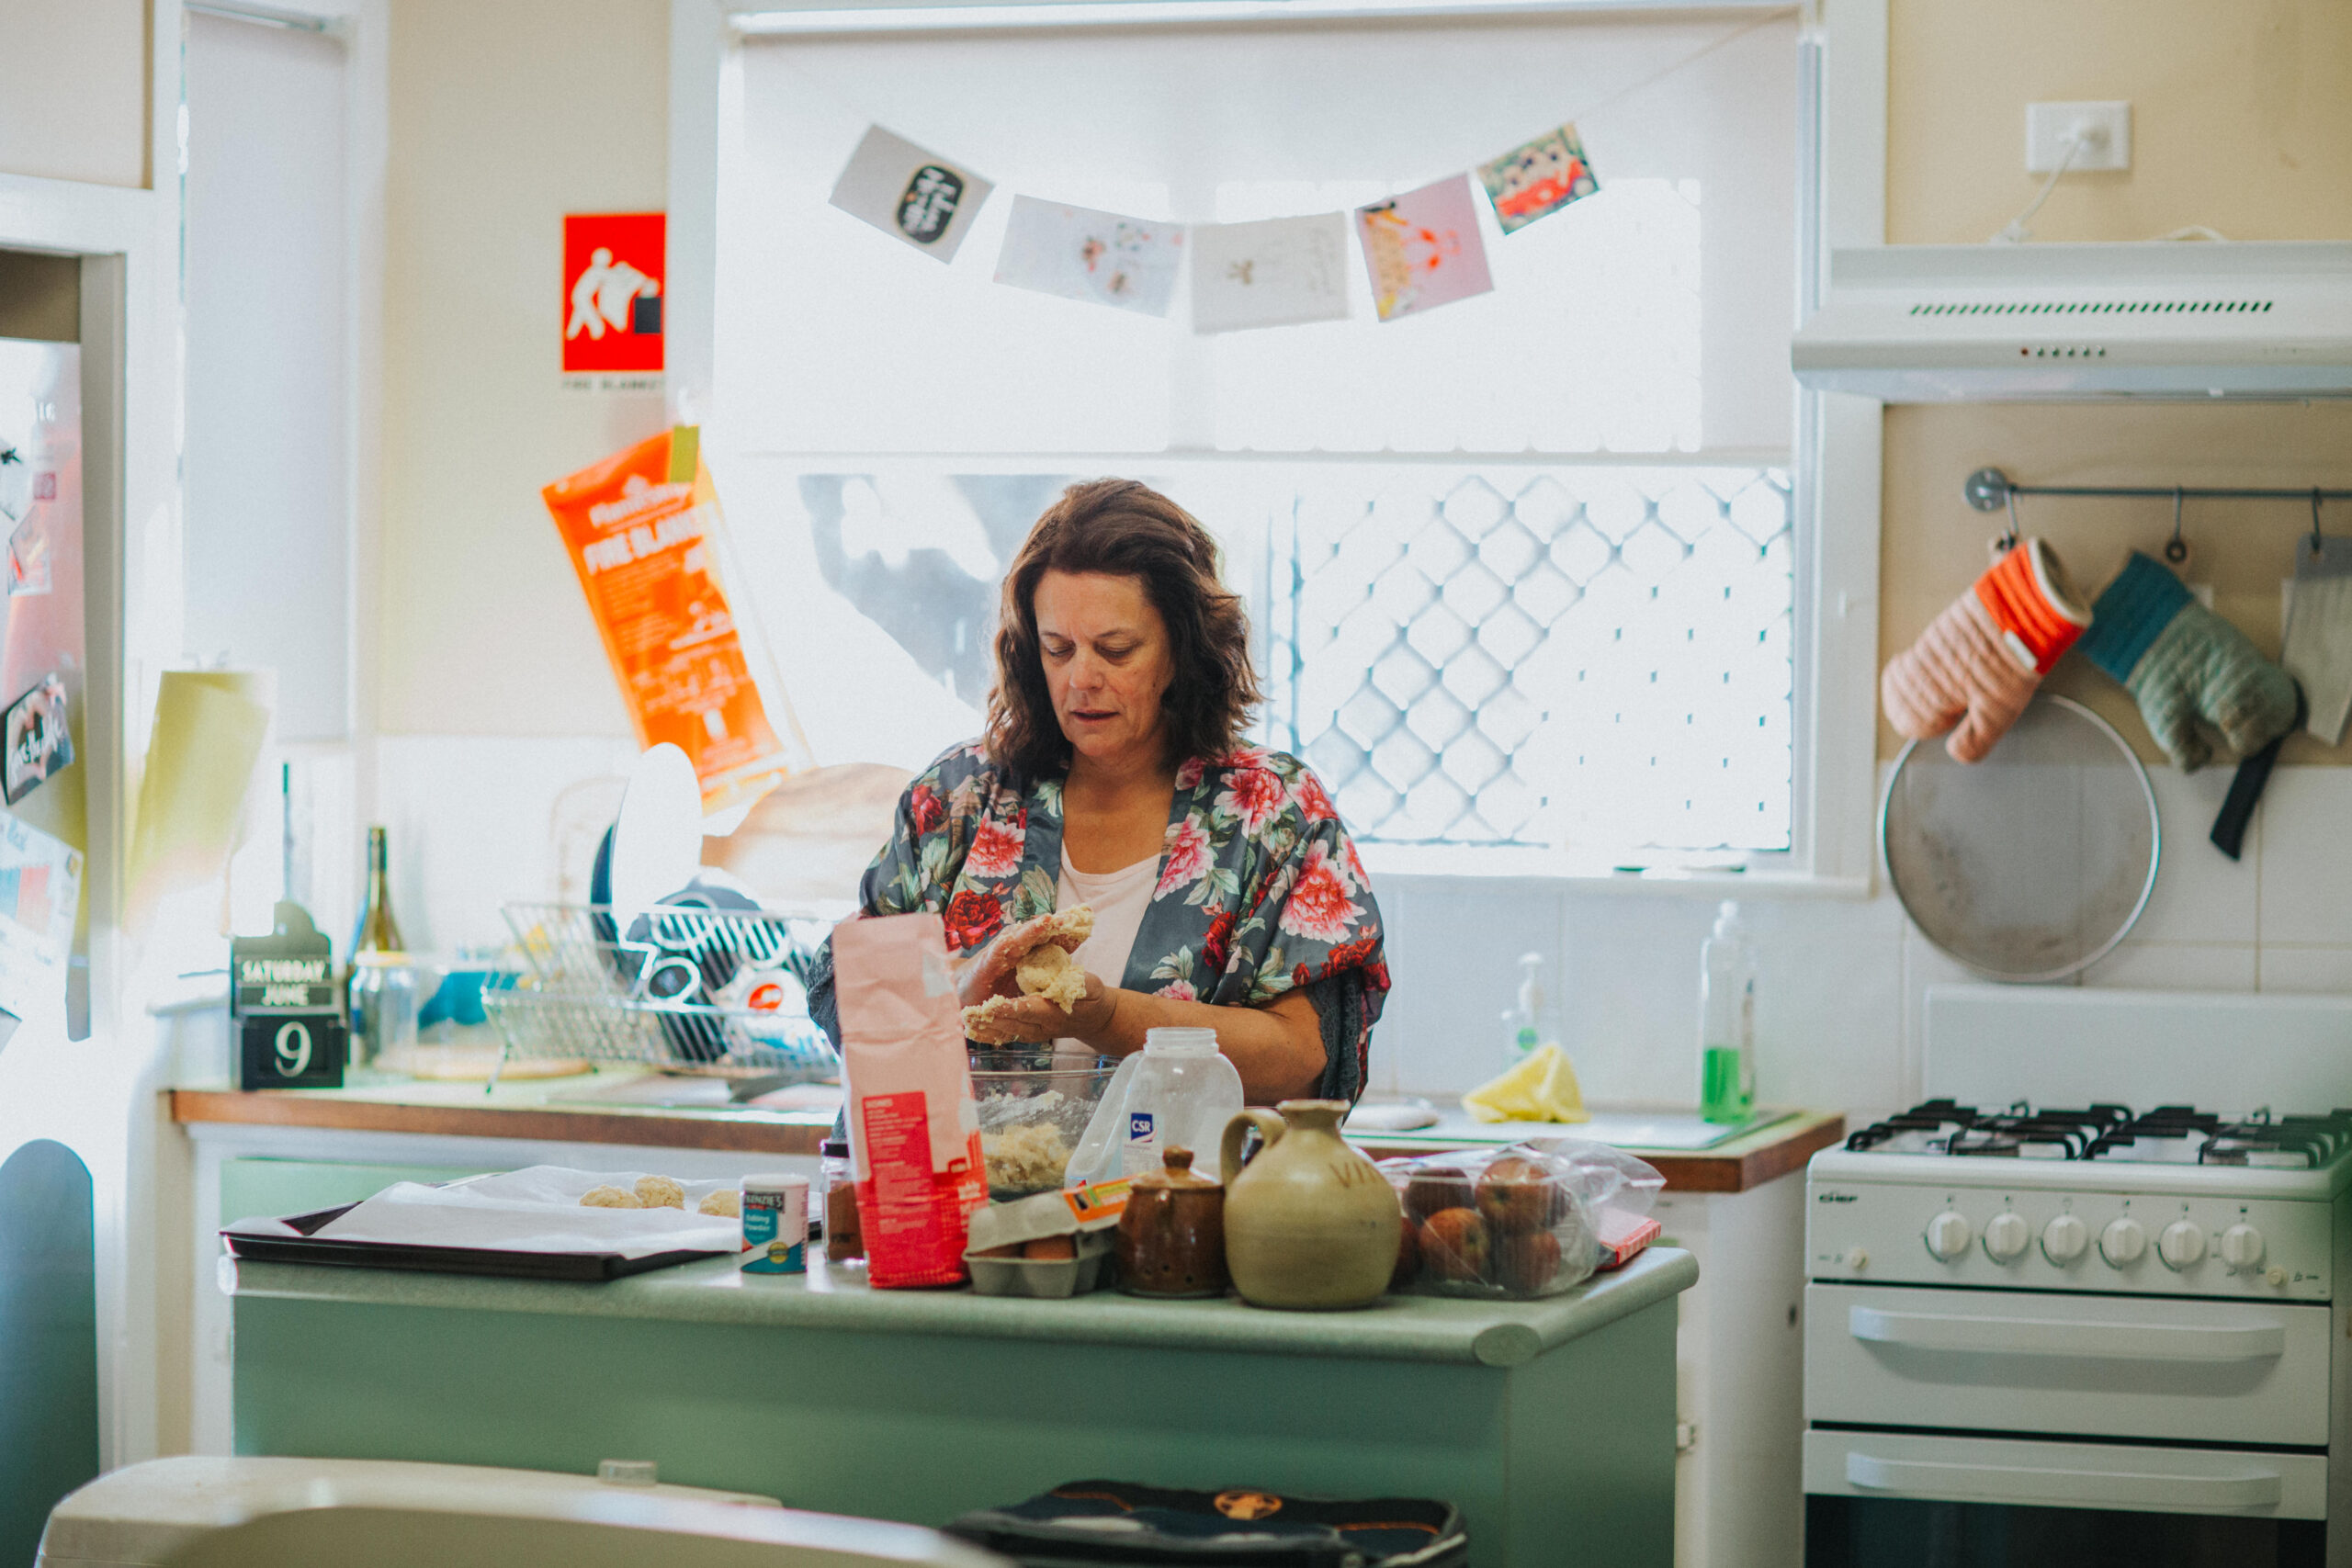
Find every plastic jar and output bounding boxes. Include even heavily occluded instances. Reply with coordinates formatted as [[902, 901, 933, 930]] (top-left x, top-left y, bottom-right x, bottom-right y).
[[1112, 1028, 1247, 1179]]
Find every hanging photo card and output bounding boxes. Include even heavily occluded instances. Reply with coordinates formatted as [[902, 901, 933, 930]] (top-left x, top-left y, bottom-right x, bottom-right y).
[[1189, 214, 1351, 334], [828, 125, 994, 263], [1354, 175, 1495, 323], [994, 197, 1185, 317], [1477, 123, 1600, 234], [1, 673, 73, 805], [0, 808, 81, 1026]]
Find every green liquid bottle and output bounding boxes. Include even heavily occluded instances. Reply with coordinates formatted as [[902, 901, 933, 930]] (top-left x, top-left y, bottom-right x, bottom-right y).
[[1698, 900, 1756, 1124]]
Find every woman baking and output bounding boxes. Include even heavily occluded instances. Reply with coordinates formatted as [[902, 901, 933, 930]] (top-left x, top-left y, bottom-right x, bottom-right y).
[[814, 479, 1387, 1103]]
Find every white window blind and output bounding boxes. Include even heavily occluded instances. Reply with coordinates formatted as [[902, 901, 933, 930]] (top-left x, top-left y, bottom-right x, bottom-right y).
[[712, 8, 1801, 858], [184, 11, 352, 741]]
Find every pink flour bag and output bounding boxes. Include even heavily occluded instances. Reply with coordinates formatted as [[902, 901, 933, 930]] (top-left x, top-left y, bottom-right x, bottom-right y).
[[831, 912, 988, 1287]]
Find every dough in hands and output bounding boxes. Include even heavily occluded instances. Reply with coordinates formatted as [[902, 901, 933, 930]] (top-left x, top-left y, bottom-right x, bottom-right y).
[[1015, 942, 1090, 1012], [634, 1175, 687, 1210], [697, 1189, 741, 1218], [962, 904, 1097, 1032], [961, 994, 1025, 1035], [580, 1184, 641, 1209]]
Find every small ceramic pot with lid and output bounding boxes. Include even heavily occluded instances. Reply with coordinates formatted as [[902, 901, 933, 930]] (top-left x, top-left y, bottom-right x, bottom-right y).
[[1115, 1145, 1228, 1299]]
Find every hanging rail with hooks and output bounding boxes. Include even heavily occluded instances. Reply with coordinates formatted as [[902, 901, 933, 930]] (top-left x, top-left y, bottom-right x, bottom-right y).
[[1966, 467, 2352, 561], [1965, 468, 2352, 512]]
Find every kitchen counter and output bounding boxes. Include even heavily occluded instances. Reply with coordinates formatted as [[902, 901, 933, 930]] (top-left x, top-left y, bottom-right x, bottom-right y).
[[224, 1247, 1693, 1567], [170, 1076, 1841, 1191]]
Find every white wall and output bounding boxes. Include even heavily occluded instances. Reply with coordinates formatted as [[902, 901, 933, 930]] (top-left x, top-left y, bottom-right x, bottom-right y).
[[378, 0, 671, 742], [0, 0, 148, 189]]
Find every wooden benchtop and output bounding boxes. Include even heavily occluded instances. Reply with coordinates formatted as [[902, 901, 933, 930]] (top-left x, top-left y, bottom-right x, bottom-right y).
[[170, 1076, 1841, 1192]]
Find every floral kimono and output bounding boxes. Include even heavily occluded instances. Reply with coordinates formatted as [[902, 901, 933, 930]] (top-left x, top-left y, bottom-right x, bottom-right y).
[[808, 740, 1388, 1102]]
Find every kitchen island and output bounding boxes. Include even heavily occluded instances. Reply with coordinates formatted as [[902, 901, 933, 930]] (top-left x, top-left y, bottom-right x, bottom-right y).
[[224, 1246, 1696, 1567]]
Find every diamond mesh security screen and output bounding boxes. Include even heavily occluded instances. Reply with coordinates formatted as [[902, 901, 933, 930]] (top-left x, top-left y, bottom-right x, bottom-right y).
[[1263, 466, 1793, 852]]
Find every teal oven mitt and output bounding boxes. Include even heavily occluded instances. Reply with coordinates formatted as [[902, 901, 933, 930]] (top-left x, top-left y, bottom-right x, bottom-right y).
[[2078, 551, 2301, 860], [2077, 552, 2298, 773]]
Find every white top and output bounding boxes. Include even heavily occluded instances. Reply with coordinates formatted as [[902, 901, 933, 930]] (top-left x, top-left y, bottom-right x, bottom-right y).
[[1054, 845, 1159, 1053], [1057, 845, 1159, 987]]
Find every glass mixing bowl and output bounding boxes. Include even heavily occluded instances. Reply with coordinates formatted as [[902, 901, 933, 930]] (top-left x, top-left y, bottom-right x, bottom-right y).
[[969, 1049, 1117, 1201]]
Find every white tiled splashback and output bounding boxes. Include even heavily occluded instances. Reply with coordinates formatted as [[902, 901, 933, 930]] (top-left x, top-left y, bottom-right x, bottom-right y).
[[377, 736, 2352, 1129], [1374, 761, 2352, 1127]]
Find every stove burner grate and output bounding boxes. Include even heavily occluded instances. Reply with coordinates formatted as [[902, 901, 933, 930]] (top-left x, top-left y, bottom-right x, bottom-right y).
[[1837, 1101, 2352, 1167]]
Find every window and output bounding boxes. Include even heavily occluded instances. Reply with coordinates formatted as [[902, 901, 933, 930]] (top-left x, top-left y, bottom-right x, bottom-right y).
[[711, 6, 1802, 864]]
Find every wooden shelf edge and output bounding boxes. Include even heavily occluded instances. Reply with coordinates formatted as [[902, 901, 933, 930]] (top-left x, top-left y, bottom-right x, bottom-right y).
[[168, 1089, 832, 1157]]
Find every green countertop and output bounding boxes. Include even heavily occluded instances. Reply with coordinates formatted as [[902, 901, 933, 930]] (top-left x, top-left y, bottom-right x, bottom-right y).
[[224, 1246, 1696, 1369]]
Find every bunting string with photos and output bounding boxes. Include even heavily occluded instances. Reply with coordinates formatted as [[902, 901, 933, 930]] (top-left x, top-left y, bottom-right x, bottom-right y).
[[824, 112, 1600, 334], [797, 3, 1780, 333]]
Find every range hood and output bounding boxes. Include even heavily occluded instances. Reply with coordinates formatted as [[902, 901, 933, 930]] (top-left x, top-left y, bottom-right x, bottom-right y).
[[1792, 241, 2352, 401]]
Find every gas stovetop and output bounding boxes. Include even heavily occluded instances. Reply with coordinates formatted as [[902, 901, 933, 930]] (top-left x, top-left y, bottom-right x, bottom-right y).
[[1843, 1100, 2352, 1170]]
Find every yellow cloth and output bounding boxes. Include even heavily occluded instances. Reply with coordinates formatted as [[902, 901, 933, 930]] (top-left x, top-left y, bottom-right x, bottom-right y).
[[1461, 1043, 1589, 1123]]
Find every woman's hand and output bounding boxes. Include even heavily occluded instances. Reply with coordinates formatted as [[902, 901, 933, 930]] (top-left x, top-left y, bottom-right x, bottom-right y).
[[963, 971, 1111, 1044], [955, 913, 1089, 1011]]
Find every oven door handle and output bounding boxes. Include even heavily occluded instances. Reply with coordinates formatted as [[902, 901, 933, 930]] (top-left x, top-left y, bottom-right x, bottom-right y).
[[1849, 1305, 2286, 1362], [1847, 1451, 2284, 1510]]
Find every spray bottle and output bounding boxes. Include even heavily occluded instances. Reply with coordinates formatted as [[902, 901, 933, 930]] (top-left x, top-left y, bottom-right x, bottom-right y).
[[1698, 901, 1756, 1123]]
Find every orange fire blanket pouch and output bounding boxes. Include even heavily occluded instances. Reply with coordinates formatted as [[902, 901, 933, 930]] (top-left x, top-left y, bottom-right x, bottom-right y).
[[833, 912, 988, 1289], [542, 427, 796, 817]]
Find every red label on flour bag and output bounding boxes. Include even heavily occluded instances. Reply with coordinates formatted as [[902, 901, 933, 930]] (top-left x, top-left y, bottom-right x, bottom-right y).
[[832, 913, 987, 1288]]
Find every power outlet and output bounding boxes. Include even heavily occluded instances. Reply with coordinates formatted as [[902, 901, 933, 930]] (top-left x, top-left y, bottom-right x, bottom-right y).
[[2026, 101, 2132, 173]]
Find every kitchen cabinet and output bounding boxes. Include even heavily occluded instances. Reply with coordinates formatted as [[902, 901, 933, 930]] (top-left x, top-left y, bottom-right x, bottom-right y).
[[223, 1247, 1695, 1568], [174, 1079, 1834, 1567]]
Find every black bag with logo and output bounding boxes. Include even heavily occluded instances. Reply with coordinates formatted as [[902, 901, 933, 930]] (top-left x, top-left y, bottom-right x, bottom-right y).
[[944, 1481, 1468, 1568]]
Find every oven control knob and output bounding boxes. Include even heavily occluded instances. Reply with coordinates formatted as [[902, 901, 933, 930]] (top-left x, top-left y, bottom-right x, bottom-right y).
[[1924, 1211, 1973, 1261], [2100, 1216, 2147, 1268], [2219, 1224, 2266, 1270], [2158, 1220, 2207, 1270], [1982, 1212, 2030, 1263], [2041, 1213, 2088, 1264]]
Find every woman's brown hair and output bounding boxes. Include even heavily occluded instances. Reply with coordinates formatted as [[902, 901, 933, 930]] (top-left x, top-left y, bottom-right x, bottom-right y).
[[986, 479, 1262, 781]]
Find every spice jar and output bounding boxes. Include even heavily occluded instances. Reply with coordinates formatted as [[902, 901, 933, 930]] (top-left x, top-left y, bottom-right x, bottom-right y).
[[821, 1138, 863, 1262], [1116, 1145, 1227, 1298]]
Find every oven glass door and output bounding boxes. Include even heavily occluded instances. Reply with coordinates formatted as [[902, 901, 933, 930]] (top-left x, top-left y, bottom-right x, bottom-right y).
[[1804, 1429, 2327, 1568], [1806, 1495, 2324, 1568]]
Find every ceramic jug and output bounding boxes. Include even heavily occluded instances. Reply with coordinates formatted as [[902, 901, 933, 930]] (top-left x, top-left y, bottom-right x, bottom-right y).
[[1116, 1145, 1227, 1298], [1219, 1100, 1401, 1310]]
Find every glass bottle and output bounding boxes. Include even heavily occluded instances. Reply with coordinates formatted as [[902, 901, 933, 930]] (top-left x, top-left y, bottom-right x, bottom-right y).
[[821, 1138, 863, 1262], [345, 826, 416, 1069], [1698, 900, 1757, 1124]]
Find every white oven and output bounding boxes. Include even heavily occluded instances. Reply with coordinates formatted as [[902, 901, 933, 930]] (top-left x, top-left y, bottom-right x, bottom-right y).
[[1802, 987, 2352, 1568]]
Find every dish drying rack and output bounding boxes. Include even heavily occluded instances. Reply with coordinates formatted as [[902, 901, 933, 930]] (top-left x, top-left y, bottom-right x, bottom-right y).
[[484, 900, 839, 1096]]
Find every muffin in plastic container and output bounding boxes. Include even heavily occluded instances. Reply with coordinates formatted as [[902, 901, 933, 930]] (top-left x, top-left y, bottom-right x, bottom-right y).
[[1382, 1139, 1663, 1300], [969, 1049, 1118, 1201]]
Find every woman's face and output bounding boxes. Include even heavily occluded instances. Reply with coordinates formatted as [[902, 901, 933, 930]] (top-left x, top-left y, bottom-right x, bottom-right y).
[[1034, 570, 1174, 769]]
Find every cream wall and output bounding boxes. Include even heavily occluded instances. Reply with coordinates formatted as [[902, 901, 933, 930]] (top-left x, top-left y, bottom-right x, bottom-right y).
[[1878, 0, 2352, 762], [379, 0, 670, 739], [367, 1, 2352, 1124], [0, 0, 149, 189]]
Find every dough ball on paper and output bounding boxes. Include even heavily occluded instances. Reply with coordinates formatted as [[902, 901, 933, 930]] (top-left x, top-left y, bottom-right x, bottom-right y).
[[697, 1189, 741, 1218], [635, 1175, 687, 1210], [580, 1185, 640, 1209]]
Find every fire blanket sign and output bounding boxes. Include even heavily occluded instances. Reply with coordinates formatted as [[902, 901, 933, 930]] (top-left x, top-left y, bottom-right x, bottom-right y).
[[562, 212, 664, 389]]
